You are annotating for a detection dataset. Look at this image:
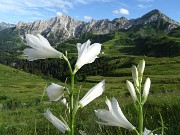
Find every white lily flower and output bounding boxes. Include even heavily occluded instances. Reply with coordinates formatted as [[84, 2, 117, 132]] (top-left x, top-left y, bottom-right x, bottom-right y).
[[79, 80, 105, 108], [46, 83, 65, 101], [126, 80, 137, 102], [74, 40, 101, 72], [23, 34, 62, 61], [132, 65, 139, 87], [142, 78, 151, 99], [143, 127, 158, 135], [95, 97, 136, 130], [44, 109, 69, 133], [137, 59, 145, 75]]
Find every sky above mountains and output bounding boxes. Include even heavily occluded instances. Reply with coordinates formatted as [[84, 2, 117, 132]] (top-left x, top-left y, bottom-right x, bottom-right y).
[[0, 0, 179, 24]]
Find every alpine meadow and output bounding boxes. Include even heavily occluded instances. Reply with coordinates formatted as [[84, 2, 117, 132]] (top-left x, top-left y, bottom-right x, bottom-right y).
[[0, 4, 180, 135]]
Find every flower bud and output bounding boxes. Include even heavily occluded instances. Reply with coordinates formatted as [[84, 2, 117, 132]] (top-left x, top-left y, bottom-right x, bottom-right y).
[[126, 80, 137, 102], [142, 78, 151, 104], [137, 59, 145, 75], [132, 65, 139, 87]]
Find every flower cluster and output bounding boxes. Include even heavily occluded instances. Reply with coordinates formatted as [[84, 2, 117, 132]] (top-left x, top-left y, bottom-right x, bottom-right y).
[[24, 34, 104, 134], [24, 34, 160, 135], [95, 60, 156, 135]]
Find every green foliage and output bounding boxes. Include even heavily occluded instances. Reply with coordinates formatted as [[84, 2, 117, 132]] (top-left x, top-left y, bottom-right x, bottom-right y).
[[168, 27, 180, 37], [0, 28, 24, 52], [63, 32, 115, 45], [134, 36, 180, 56]]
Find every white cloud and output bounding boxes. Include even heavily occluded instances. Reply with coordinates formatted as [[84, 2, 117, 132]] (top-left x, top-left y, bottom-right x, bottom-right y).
[[0, 0, 73, 14], [138, 4, 151, 8], [113, 8, 129, 15], [0, 0, 116, 23], [0, 0, 74, 23], [84, 16, 92, 21], [56, 12, 63, 17], [138, 0, 154, 2]]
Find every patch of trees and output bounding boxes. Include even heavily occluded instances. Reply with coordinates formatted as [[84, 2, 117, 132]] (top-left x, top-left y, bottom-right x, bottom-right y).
[[168, 27, 180, 37], [64, 32, 114, 45], [0, 28, 24, 52], [134, 36, 180, 57]]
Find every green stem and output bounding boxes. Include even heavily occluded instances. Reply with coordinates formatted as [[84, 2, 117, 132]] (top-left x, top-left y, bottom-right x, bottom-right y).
[[40, 83, 47, 102], [62, 55, 75, 135], [139, 104, 143, 135], [137, 76, 143, 135], [70, 73, 75, 135], [62, 55, 73, 74], [134, 129, 140, 135]]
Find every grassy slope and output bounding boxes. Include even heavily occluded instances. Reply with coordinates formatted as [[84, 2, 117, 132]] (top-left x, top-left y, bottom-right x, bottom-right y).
[[0, 31, 180, 134], [0, 64, 66, 135]]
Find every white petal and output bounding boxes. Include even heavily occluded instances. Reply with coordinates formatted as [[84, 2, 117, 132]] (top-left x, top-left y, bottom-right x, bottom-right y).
[[106, 97, 135, 130], [143, 78, 151, 98], [126, 80, 137, 102], [77, 40, 91, 59], [75, 40, 101, 70], [137, 59, 145, 75], [95, 109, 123, 126], [37, 34, 52, 48], [46, 83, 65, 101], [26, 34, 42, 49], [79, 80, 105, 107], [132, 65, 139, 86], [44, 109, 68, 133], [24, 34, 62, 61]]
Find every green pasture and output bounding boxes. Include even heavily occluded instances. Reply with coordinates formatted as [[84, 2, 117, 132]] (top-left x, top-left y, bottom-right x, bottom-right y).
[[0, 54, 179, 135]]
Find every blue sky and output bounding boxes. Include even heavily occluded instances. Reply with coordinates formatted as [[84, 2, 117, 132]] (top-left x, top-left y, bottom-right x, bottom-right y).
[[0, 0, 180, 24]]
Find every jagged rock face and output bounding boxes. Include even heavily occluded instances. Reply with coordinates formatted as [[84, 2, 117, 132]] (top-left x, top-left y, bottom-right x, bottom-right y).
[[82, 19, 114, 34], [16, 15, 85, 39], [0, 22, 15, 31], [133, 9, 180, 27], [16, 9, 180, 39]]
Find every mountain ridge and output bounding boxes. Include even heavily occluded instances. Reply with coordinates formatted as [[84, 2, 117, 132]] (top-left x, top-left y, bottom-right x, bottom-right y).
[[10, 9, 180, 39], [0, 22, 15, 31]]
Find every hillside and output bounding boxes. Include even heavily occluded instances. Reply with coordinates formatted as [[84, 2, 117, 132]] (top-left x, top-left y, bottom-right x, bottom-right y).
[[0, 28, 24, 53], [0, 55, 180, 134], [0, 64, 60, 101]]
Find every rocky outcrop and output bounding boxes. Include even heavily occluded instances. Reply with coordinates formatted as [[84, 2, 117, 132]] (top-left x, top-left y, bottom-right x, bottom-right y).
[[17, 15, 85, 39], [16, 9, 180, 39]]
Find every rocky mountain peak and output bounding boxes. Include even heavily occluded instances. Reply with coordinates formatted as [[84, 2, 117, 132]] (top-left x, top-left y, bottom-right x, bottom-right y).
[[15, 9, 180, 39], [139, 9, 179, 25]]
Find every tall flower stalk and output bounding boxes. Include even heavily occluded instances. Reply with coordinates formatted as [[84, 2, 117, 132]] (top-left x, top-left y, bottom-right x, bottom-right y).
[[95, 60, 161, 135], [23, 34, 103, 135]]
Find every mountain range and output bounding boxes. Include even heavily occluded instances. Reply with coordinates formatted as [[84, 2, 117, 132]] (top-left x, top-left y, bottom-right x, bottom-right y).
[[15, 9, 180, 39], [0, 22, 15, 31], [1, 9, 180, 40]]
